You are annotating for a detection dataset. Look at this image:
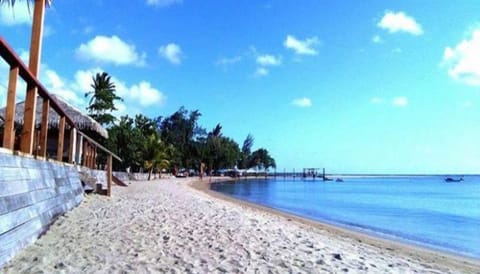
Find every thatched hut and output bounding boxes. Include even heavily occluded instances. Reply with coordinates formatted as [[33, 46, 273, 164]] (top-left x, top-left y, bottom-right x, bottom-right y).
[[0, 95, 107, 159]]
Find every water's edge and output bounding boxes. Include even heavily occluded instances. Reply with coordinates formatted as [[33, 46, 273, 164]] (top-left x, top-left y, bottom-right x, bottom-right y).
[[208, 177, 480, 260]]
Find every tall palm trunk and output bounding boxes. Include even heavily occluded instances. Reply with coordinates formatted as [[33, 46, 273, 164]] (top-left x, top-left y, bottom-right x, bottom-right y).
[[20, 0, 46, 153], [2, 0, 49, 153]]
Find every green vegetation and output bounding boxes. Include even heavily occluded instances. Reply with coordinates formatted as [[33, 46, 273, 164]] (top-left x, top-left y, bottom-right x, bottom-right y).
[[85, 72, 276, 176], [85, 72, 122, 127]]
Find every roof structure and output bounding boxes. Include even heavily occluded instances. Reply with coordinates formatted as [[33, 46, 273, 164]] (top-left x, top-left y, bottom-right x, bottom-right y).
[[0, 95, 108, 139]]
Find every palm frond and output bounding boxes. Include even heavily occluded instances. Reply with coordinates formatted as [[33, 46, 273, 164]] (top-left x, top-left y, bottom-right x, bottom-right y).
[[0, 0, 51, 7]]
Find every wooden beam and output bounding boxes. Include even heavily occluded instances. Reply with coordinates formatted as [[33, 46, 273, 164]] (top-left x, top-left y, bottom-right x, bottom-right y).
[[56, 116, 65, 162], [68, 128, 76, 164], [107, 154, 112, 197], [2, 66, 18, 150], [39, 99, 49, 157]]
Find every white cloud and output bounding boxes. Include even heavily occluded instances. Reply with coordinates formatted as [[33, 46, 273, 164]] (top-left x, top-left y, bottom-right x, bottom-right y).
[[254, 67, 269, 77], [129, 81, 166, 107], [146, 0, 182, 7], [372, 35, 383, 44], [442, 30, 480, 86], [216, 56, 242, 66], [256, 54, 282, 66], [76, 35, 146, 66], [0, 1, 32, 26], [42, 69, 85, 106], [77, 69, 167, 107], [371, 97, 384, 104], [292, 97, 312, 108], [392, 96, 408, 107], [284, 35, 320, 55], [377, 11, 423, 36], [392, 47, 402, 54], [159, 43, 183, 65]]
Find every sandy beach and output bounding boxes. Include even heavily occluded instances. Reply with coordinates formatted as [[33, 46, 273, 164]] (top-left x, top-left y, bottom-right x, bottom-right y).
[[2, 178, 479, 273]]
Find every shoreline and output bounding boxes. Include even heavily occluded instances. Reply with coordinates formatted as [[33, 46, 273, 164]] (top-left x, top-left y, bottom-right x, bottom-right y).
[[3, 177, 479, 273], [190, 178, 480, 272]]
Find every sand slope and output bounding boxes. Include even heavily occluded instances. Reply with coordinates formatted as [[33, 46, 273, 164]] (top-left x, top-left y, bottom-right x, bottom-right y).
[[2, 178, 478, 273]]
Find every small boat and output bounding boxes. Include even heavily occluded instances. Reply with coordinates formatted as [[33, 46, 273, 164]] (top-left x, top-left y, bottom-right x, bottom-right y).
[[336, 178, 344, 182], [445, 177, 463, 183]]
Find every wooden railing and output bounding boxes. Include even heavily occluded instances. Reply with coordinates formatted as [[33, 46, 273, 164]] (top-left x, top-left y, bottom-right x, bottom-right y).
[[0, 35, 121, 196]]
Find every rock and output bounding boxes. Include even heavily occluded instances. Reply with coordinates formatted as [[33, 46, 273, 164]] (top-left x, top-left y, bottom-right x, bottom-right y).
[[333, 253, 342, 260]]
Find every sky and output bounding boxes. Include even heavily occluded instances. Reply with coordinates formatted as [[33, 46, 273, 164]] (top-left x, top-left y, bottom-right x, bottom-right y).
[[0, 0, 479, 174]]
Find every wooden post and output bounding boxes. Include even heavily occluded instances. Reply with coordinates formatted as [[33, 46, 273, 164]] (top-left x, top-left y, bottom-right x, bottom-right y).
[[28, 0, 46, 77], [39, 99, 49, 157], [89, 145, 94, 168], [107, 154, 112, 197], [85, 142, 90, 167], [56, 116, 65, 162], [68, 128, 76, 164], [20, 0, 47, 154], [89, 144, 94, 168], [3, 66, 18, 150], [93, 146, 97, 169], [82, 140, 87, 167], [75, 134, 83, 165]]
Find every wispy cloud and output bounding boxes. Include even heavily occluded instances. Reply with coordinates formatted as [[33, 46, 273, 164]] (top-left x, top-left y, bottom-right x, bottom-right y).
[[378, 11, 423, 36], [146, 0, 182, 7], [392, 96, 408, 107], [371, 97, 384, 104], [292, 97, 312, 107], [372, 35, 383, 44], [284, 35, 320, 55], [442, 29, 480, 86], [254, 67, 269, 77], [159, 43, 183, 65], [216, 56, 242, 66], [256, 54, 282, 66], [76, 35, 146, 66]]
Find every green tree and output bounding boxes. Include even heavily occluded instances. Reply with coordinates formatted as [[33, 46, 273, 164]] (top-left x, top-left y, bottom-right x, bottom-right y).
[[249, 148, 276, 171], [105, 115, 144, 171], [203, 124, 240, 172], [159, 106, 203, 168], [85, 72, 122, 126], [239, 134, 254, 169], [143, 133, 172, 180]]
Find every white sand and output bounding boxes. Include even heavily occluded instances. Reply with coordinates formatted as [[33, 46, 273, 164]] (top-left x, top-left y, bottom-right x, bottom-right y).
[[2, 178, 478, 273]]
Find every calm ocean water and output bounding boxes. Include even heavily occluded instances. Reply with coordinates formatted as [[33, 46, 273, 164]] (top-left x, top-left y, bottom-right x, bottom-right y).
[[211, 176, 480, 259]]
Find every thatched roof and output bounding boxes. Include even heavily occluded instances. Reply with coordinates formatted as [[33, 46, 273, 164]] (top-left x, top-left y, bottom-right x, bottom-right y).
[[0, 95, 108, 138]]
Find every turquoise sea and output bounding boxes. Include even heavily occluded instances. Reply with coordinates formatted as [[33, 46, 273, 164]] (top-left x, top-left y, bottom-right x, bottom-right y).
[[210, 176, 480, 259]]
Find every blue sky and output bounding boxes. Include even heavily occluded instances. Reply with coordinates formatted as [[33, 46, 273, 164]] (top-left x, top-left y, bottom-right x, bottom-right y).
[[1, 0, 479, 174]]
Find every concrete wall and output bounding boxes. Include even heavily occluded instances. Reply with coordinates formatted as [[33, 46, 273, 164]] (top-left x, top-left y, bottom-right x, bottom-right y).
[[0, 150, 84, 267]]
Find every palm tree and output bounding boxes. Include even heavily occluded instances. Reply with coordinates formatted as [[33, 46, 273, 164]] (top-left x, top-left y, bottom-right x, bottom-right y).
[[143, 134, 171, 180], [85, 72, 122, 126]]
